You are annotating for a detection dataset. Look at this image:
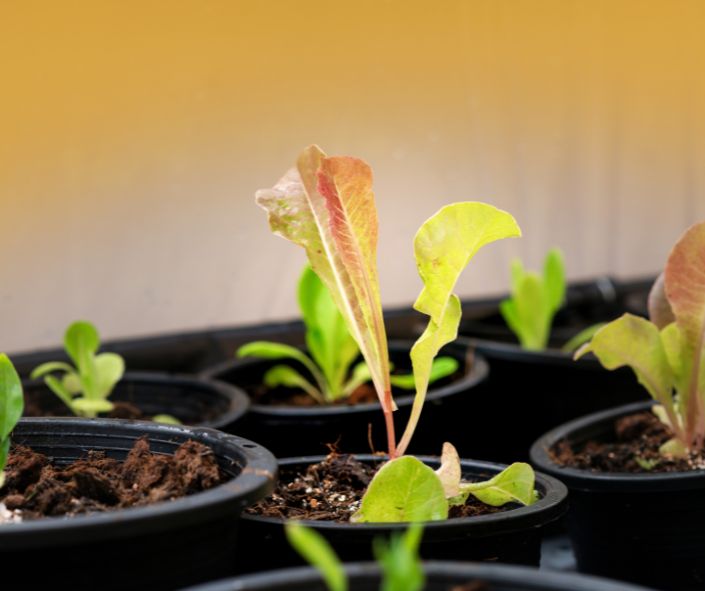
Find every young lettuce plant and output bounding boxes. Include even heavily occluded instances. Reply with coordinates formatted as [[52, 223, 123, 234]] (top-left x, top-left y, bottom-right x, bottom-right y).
[[499, 248, 566, 351], [0, 354, 24, 489], [256, 145, 537, 522], [237, 265, 458, 404], [31, 321, 125, 418], [576, 221, 705, 456], [499, 248, 604, 352], [285, 521, 425, 591]]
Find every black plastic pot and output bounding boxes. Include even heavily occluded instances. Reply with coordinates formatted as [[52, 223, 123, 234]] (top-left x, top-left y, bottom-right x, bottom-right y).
[[0, 418, 277, 591], [22, 371, 250, 432], [8, 307, 424, 377], [185, 561, 654, 591], [456, 339, 646, 463], [235, 455, 567, 574], [530, 401, 705, 590], [200, 341, 488, 457]]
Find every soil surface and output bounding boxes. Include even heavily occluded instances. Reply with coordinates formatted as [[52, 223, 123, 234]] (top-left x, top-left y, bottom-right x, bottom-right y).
[[23, 390, 147, 420], [248, 367, 464, 408], [251, 383, 379, 407], [552, 411, 705, 473], [0, 437, 222, 520], [246, 454, 510, 522]]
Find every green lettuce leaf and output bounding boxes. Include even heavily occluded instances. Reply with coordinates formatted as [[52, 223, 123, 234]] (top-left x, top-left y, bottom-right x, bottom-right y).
[[397, 203, 521, 455], [352, 456, 448, 523]]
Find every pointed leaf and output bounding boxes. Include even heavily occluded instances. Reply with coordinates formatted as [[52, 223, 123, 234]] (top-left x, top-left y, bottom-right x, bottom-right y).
[[298, 265, 359, 396], [512, 273, 550, 350], [397, 203, 520, 455], [256, 146, 392, 417], [543, 248, 566, 313], [456, 462, 536, 507], [285, 523, 347, 591], [374, 524, 425, 591], [0, 355, 24, 442], [352, 456, 448, 523]]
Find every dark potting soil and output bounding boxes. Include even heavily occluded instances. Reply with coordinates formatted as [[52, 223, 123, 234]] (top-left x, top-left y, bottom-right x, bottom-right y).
[[246, 454, 509, 522], [23, 392, 146, 420], [551, 411, 705, 473], [251, 383, 379, 407], [0, 437, 222, 520], [249, 367, 465, 408]]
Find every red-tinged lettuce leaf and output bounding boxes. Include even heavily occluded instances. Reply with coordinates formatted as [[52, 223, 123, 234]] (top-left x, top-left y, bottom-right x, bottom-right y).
[[396, 203, 521, 455], [664, 221, 705, 439], [255, 146, 393, 427], [665, 222, 705, 350]]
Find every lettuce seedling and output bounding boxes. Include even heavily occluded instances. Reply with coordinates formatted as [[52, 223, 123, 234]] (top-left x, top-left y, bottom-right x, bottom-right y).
[[0, 354, 24, 489], [285, 522, 425, 591], [31, 321, 125, 418], [237, 265, 458, 403], [499, 248, 566, 350], [576, 221, 705, 455], [257, 145, 537, 521]]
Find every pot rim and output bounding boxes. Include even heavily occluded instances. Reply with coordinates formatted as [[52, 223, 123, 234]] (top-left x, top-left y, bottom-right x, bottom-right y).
[[241, 454, 567, 537], [184, 560, 651, 591], [0, 417, 276, 548], [22, 371, 250, 430], [201, 341, 488, 418], [530, 400, 705, 492], [464, 337, 603, 367]]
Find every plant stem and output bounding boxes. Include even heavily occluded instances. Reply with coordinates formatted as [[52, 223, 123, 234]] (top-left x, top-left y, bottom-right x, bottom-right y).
[[383, 397, 397, 459]]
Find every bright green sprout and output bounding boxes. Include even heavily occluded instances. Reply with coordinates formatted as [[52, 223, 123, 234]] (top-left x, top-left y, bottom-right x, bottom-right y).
[[285, 522, 425, 591], [499, 248, 566, 351], [31, 321, 179, 424]]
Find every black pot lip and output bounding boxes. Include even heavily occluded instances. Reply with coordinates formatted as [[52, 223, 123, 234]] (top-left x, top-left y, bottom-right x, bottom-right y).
[[242, 454, 567, 536], [184, 560, 652, 591], [200, 341, 489, 418], [0, 417, 277, 548], [530, 400, 705, 492], [22, 371, 250, 430], [463, 337, 603, 368]]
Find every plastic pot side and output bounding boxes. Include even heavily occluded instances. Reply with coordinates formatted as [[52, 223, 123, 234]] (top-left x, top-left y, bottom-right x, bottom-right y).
[[530, 401, 705, 590], [1, 418, 277, 591], [201, 341, 488, 457], [234, 455, 567, 574], [23, 371, 250, 431]]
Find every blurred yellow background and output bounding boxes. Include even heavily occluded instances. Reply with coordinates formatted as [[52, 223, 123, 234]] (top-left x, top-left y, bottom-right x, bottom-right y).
[[2, 0, 704, 351]]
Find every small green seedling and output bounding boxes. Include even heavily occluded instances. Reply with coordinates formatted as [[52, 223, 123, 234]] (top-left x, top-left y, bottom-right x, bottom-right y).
[[257, 145, 537, 522], [31, 321, 180, 424], [32, 321, 125, 418], [237, 265, 458, 404], [499, 248, 566, 351], [285, 522, 425, 591], [576, 221, 705, 456], [0, 354, 24, 489]]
